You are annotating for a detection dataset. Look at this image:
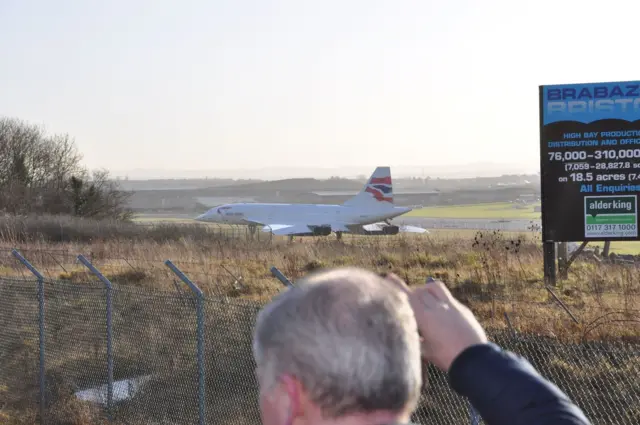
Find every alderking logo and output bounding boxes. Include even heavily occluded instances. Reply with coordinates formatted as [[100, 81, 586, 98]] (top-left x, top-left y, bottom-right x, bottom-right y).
[[584, 195, 638, 238]]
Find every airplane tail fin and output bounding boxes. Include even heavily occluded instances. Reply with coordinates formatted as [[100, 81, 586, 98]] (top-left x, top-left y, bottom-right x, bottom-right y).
[[343, 166, 394, 207]]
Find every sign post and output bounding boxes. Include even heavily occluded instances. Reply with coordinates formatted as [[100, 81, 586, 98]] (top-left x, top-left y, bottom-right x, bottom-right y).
[[539, 80, 640, 283]]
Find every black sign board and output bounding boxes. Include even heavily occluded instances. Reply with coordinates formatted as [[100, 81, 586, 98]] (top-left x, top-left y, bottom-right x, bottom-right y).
[[539, 81, 640, 242]]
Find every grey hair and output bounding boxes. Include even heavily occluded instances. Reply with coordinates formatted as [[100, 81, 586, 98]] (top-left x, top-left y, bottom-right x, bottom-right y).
[[252, 267, 422, 418]]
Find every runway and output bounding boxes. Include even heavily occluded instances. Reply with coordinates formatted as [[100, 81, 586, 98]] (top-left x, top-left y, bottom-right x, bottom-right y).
[[137, 213, 541, 233], [392, 216, 541, 232]]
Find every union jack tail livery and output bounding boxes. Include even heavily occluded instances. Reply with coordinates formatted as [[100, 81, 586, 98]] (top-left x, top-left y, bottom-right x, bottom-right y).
[[343, 166, 394, 207]]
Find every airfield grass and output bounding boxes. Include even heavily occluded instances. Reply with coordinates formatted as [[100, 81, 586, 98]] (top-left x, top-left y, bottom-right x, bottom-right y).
[[0, 214, 636, 339], [407, 201, 541, 219], [424, 228, 640, 255], [135, 202, 543, 221], [132, 216, 194, 222], [0, 215, 638, 424]]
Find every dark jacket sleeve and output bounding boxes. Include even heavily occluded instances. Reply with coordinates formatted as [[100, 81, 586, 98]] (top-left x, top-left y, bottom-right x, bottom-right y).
[[447, 343, 591, 425]]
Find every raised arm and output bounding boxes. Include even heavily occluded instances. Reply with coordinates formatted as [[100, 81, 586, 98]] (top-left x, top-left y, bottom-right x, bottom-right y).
[[384, 274, 591, 425], [448, 342, 590, 425]]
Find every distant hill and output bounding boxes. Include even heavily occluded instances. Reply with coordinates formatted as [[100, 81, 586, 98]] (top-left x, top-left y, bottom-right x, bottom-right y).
[[114, 178, 263, 191], [115, 174, 539, 193], [213, 177, 364, 192], [109, 162, 537, 180]]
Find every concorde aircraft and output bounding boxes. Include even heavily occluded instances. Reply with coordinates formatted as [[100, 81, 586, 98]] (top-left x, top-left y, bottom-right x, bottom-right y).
[[194, 166, 428, 240]]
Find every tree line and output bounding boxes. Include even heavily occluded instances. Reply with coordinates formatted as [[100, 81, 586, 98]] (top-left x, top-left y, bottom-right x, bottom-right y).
[[0, 116, 132, 220]]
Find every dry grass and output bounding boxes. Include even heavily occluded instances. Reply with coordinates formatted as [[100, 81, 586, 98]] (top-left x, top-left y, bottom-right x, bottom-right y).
[[1, 215, 639, 425], [0, 219, 636, 342]]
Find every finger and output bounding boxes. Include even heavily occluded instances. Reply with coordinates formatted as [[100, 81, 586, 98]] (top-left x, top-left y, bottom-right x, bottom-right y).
[[384, 273, 411, 295], [412, 287, 441, 310], [424, 280, 454, 303]]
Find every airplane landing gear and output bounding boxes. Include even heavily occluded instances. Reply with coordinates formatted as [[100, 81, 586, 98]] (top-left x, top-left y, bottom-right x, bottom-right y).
[[336, 231, 343, 241]]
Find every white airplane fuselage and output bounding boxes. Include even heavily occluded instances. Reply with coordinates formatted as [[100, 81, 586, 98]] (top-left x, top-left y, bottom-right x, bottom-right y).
[[196, 203, 412, 227]]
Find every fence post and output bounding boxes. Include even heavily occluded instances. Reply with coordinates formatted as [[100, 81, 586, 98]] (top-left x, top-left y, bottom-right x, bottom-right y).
[[165, 260, 205, 425], [12, 249, 46, 425], [270, 266, 294, 287], [77, 255, 114, 422], [544, 286, 580, 324]]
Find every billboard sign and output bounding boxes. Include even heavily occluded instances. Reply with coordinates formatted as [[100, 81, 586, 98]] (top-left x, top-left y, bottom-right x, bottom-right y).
[[539, 81, 640, 241]]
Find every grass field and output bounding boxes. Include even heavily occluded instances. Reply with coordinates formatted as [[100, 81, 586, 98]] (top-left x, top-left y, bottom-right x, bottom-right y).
[[407, 202, 542, 219], [424, 228, 640, 255], [133, 202, 543, 222], [1, 214, 638, 425], [0, 214, 634, 339], [131, 215, 196, 223], [587, 240, 640, 255]]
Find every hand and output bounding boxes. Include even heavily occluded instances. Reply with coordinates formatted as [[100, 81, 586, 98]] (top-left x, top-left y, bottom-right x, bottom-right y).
[[385, 274, 488, 372]]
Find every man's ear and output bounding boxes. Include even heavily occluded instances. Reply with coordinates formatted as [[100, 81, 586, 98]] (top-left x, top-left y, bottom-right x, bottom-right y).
[[280, 374, 305, 422]]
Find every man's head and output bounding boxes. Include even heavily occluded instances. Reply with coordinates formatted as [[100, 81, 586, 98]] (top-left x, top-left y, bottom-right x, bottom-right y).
[[252, 267, 422, 425]]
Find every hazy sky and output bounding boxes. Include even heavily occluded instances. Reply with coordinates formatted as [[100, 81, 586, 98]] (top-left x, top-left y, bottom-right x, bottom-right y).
[[1, 0, 637, 179]]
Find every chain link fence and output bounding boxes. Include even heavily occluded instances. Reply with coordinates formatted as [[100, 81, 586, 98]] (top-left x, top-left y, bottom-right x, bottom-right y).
[[1, 267, 639, 425]]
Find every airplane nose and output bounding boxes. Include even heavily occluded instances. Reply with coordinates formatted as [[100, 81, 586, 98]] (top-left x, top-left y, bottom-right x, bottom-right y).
[[195, 213, 209, 221]]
